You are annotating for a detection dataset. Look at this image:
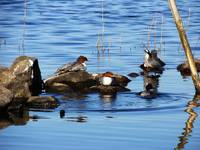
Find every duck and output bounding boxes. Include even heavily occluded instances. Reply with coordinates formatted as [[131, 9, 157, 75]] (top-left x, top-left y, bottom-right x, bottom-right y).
[[55, 55, 88, 75], [140, 49, 165, 72], [99, 72, 115, 86], [177, 58, 200, 76]]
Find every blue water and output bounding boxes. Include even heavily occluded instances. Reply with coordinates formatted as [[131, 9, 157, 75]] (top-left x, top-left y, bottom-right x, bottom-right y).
[[0, 0, 200, 150]]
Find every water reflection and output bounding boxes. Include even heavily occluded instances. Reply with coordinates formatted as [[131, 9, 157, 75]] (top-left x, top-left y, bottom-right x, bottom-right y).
[[0, 106, 49, 129], [175, 93, 200, 150], [139, 73, 160, 99], [61, 92, 88, 101], [0, 106, 28, 129], [100, 93, 117, 109], [65, 116, 87, 123], [100, 93, 116, 103]]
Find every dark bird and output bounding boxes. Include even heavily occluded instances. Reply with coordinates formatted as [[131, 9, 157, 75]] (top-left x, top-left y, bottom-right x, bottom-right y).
[[177, 58, 200, 76], [140, 49, 165, 71], [55, 56, 88, 75]]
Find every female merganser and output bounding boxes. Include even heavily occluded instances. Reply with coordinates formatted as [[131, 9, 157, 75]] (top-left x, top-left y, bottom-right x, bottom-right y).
[[141, 49, 165, 71], [99, 72, 115, 86], [55, 56, 88, 75]]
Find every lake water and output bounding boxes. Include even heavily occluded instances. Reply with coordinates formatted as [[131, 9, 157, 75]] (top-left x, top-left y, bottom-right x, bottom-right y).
[[0, 0, 200, 150]]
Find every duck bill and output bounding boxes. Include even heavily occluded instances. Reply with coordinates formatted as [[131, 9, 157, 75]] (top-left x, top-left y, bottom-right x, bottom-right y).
[[144, 49, 150, 54], [144, 49, 151, 56]]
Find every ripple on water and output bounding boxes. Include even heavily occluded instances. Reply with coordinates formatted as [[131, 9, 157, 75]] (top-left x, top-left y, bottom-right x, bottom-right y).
[[56, 92, 190, 113]]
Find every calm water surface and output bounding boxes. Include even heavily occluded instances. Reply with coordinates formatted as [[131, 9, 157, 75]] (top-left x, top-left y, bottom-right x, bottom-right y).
[[0, 0, 200, 150]]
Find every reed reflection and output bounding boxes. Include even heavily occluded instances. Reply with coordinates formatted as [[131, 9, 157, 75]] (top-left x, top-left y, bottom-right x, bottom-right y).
[[175, 94, 200, 150]]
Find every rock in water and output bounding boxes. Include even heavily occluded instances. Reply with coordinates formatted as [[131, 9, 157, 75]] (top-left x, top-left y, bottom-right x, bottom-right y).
[[90, 85, 130, 95], [27, 96, 59, 109], [45, 70, 131, 94], [44, 70, 96, 92], [128, 72, 139, 78], [0, 56, 43, 99], [0, 86, 13, 108]]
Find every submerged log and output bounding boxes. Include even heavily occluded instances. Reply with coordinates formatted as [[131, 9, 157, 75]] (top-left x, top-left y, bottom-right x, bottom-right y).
[[0, 56, 43, 100]]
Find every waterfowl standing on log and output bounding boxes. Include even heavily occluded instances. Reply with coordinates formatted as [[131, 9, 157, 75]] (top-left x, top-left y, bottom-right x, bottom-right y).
[[140, 49, 165, 72], [55, 56, 88, 75]]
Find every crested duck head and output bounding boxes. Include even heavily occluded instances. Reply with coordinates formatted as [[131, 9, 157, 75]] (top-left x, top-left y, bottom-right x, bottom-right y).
[[76, 56, 88, 64]]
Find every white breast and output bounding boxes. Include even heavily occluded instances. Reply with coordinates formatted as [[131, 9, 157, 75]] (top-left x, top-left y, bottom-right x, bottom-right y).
[[144, 53, 150, 67], [82, 62, 86, 67], [100, 77, 113, 86]]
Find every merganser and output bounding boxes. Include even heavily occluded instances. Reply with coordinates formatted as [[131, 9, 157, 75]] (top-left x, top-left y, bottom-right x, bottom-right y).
[[141, 49, 165, 71], [55, 56, 88, 75], [177, 58, 200, 76], [99, 72, 114, 86]]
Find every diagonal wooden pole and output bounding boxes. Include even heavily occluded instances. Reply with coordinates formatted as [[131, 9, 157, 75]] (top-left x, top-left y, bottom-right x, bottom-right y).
[[168, 0, 200, 93]]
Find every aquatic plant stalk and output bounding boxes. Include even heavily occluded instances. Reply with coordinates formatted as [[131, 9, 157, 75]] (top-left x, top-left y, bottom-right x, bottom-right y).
[[168, 0, 200, 93], [160, 15, 164, 51]]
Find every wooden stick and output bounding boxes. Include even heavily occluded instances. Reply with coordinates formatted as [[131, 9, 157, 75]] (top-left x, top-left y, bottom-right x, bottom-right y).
[[168, 0, 200, 93]]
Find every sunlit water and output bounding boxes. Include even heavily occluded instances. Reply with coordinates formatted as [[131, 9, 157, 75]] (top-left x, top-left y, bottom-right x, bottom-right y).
[[0, 0, 200, 150]]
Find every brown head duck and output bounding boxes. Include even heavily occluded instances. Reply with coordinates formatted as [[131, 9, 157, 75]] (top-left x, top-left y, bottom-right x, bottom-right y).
[[99, 72, 115, 86], [55, 56, 88, 75]]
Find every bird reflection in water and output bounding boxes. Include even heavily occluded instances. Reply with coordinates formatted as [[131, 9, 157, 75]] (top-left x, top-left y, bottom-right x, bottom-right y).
[[100, 93, 117, 109], [66, 116, 87, 123], [175, 93, 200, 150], [139, 74, 160, 99]]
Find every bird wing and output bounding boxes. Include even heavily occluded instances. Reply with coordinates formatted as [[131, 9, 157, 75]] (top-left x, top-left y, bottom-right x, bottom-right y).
[[157, 58, 166, 66], [69, 63, 86, 72], [55, 62, 74, 75]]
